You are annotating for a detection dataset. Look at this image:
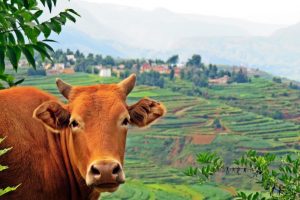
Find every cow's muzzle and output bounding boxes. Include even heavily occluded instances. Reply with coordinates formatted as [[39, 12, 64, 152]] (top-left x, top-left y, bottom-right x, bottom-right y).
[[86, 160, 125, 191]]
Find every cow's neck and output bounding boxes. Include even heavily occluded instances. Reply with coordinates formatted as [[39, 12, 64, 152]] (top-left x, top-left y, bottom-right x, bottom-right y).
[[57, 129, 94, 199]]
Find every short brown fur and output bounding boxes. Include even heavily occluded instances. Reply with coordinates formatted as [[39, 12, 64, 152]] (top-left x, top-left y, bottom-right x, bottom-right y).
[[0, 75, 165, 200]]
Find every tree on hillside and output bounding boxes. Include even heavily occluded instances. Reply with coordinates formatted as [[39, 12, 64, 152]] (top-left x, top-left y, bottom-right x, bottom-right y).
[[155, 59, 165, 65], [102, 55, 115, 66], [187, 54, 202, 68], [232, 69, 249, 83], [273, 77, 282, 84], [0, 0, 79, 88], [192, 73, 208, 87], [169, 68, 175, 80], [137, 71, 164, 88], [167, 55, 179, 66], [208, 64, 218, 78]]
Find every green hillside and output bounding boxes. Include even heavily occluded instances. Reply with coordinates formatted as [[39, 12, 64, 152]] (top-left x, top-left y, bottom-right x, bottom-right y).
[[21, 73, 300, 199]]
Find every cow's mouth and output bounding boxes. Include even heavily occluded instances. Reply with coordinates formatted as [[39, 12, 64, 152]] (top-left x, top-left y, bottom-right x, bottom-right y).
[[93, 183, 120, 192], [96, 183, 120, 188]]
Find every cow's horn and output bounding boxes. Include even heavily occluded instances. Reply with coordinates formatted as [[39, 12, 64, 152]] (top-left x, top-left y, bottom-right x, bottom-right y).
[[56, 78, 72, 99], [118, 74, 136, 96]]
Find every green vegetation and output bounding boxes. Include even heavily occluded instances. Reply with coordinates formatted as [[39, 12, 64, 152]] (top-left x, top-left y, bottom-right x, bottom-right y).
[[187, 150, 300, 200], [137, 71, 165, 88], [0, 0, 79, 87], [0, 138, 19, 196]]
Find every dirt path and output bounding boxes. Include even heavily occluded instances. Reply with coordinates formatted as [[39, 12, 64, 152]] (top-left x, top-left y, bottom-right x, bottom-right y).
[[174, 105, 196, 116]]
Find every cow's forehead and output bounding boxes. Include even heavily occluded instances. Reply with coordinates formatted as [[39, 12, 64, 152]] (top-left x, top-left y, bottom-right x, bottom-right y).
[[67, 84, 127, 118], [69, 84, 125, 100]]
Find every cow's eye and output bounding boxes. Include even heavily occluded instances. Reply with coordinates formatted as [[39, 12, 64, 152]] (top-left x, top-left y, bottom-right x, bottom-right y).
[[122, 118, 129, 126], [70, 120, 79, 128]]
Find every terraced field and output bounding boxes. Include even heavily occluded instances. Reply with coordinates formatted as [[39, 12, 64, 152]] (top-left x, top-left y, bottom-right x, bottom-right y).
[[21, 73, 300, 199], [171, 77, 300, 122]]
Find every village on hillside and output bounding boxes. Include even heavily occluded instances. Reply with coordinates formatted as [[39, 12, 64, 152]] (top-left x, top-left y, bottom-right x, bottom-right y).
[[14, 49, 264, 86]]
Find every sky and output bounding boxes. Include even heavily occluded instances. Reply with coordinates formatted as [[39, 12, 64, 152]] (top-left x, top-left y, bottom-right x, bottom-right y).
[[81, 0, 300, 25]]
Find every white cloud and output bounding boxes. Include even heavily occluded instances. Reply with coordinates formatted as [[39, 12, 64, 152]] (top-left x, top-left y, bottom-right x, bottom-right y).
[[79, 0, 300, 25]]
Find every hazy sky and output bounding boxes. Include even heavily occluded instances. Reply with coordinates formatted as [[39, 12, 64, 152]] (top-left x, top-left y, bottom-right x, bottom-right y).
[[82, 0, 300, 25]]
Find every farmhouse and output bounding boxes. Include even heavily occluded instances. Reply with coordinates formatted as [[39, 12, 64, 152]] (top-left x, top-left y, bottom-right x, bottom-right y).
[[99, 68, 112, 77], [140, 63, 172, 74], [63, 68, 75, 74], [66, 54, 76, 62], [209, 75, 230, 85], [46, 69, 61, 76], [140, 63, 152, 73], [53, 63, 65, 71]]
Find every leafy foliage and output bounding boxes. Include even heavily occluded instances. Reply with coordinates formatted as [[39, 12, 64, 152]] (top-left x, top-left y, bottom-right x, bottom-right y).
[[137, 71, 165, 88], [0, 137, 19, 197], [184, 152, 224, 183], [186, 150, 300, 200], [0, 0, 79, 87]]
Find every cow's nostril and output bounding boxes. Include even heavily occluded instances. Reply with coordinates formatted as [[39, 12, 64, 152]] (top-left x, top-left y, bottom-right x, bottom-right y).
[[91, 165, 101, 175], [112, 164, 121, 175]]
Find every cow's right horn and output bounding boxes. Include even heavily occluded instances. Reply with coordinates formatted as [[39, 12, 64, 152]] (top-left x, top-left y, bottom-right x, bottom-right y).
[[118, 74, 136, 96], [56, 78, 72, 99]]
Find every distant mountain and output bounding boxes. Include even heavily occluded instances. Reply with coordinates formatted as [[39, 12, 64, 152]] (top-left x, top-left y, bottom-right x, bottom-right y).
[[51, 1, 300, 80]]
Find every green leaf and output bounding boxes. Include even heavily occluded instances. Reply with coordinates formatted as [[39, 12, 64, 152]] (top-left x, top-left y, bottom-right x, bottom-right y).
[[42, 39, 56, 43], [38, 23, 51, 38], [47, 19, 61, 34], [66, 8, 81, 17], [8, 33, 16, 45], [0, 47, 5, 73], [0, 184, 20, 196], [46, 0, 52, 12], [0, 147, 12, 157], [23, 0, 30, 9], [14, 30, 25, 44], [56, 15, 66, 25], [60, 12, 76, 23], [6, 46, 20, 71], [40, 0, 46, 6], [41, 41, 54, 52], [33, 10, 43, 20], [252, 192, 259, 200], [14, 78, 25, 86], [0, 165, 8, 172], [21, 46, 36, 69], [0, 137, 6, 144], [32, 42, 51, 61]]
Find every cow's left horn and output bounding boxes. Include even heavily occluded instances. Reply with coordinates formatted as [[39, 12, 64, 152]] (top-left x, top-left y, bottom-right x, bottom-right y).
[[56, 78, 72, 99], [118, 74, 136, 96]]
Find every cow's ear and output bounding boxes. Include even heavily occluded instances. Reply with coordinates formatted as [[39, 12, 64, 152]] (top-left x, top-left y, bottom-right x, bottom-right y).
[[33, 101, 70, 133], [128, 98, 166, 127]]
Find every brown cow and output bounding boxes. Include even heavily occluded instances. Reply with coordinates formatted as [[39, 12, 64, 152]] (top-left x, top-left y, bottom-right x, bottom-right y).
[[0, 74, 165, 200]]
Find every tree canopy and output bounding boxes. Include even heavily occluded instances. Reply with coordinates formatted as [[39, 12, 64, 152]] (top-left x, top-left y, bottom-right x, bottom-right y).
[[0, 0, 79, 88]]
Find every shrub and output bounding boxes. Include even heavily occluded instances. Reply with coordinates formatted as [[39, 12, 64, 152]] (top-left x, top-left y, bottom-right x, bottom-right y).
[[273, 77, 282, 83], [27, 69, 46, 76], [185, 150, 300, 200]]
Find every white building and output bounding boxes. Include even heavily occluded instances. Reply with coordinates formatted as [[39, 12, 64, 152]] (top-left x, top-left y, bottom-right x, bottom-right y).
[[54, 63, 65, 71], [66, 55, 76, 62], [99, 68, 111, 77]]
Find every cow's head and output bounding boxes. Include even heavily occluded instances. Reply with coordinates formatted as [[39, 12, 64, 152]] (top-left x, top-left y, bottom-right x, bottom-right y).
[[33, 74, 166, 192]]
